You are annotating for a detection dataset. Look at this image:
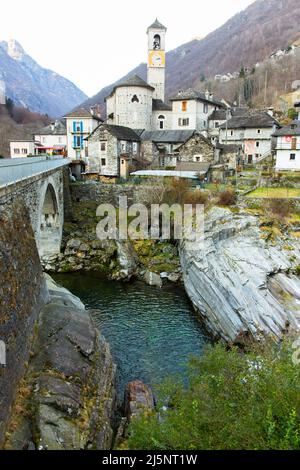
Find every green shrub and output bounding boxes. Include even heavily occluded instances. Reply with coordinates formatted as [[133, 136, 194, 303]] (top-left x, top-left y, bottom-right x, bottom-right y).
[[127, 340, 300, 450]]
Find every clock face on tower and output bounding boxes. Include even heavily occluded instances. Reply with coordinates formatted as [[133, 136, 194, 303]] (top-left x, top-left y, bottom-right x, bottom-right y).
[[148, 50, 165, 68]]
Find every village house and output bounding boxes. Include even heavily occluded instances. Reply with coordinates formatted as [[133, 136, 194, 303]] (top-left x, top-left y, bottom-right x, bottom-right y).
[[219, 111, 279, 164], [169, 89, 225, 131], [10, 140, 38, 158], [177, 132, 215, 164], [273, 121, 300, 171], [34, 120, 67, 156], [64, 108, 102, 161], [85, 123, 141, 180], [138, 129, 195, 167]]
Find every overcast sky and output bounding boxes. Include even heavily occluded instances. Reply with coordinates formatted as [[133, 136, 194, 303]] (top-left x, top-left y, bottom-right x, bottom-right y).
[[1, 0, 255, 97]]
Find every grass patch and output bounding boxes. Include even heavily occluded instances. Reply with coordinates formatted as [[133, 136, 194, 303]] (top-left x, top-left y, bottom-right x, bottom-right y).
[[246, 188, 300, 199]]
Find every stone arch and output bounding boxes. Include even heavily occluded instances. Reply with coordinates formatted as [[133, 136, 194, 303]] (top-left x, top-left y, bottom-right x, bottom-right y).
[[38, 180, 62, 259]]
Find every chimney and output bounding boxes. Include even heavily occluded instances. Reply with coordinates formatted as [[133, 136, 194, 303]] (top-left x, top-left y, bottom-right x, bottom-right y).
[[210, 93, 214, 101], [205, 90, 210, 100]]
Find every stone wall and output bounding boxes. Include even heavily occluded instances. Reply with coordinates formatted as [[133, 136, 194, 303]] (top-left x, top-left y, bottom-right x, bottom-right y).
[[0, 168, 65, 257], [178, 134, 214, 163], [0, 202, 48, 446], [70, 181, 154, 206]]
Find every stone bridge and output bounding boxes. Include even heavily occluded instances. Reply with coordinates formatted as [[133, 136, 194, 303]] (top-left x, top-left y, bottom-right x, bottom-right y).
[[0, 157, 71, 258]]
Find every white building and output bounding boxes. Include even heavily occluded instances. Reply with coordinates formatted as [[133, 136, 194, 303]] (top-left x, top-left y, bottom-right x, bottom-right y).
[[219, 112, 279, 164], [273, 121, 300, 171], [34, 120, 67, 155], [64, 108, 101, 160], [10, 140, 37, 158], [169, 90, 224, 131]]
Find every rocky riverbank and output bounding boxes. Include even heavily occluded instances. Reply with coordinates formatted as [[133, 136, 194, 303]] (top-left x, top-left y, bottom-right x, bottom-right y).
[[42, 201, 182, 285], [4, 275, 117, 450], [180, 207, 300, 345]]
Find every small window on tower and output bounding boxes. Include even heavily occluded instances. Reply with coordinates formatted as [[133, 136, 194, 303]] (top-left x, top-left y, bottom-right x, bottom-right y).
[[131, 95, 139, 103], [182, 101, 187, 112]]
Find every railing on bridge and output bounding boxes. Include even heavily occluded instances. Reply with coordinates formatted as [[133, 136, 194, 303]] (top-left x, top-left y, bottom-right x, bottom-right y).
[[0, 157, 71, 188]]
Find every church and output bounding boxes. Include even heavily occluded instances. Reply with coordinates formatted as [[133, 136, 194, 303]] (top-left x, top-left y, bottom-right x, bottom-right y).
[[106, 19, 172, 131]]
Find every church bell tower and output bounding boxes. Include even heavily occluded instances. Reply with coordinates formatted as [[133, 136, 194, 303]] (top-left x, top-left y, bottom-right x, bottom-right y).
[[147, 19, 167, 102]]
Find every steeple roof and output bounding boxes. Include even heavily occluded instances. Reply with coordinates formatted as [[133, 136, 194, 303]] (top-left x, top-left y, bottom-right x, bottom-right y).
[[147, 18, 167, 32], [105, 74, 154, 100]]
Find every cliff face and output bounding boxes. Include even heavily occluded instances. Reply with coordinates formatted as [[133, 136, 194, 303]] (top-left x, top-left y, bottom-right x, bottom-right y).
[[180, 207, 300, 345]]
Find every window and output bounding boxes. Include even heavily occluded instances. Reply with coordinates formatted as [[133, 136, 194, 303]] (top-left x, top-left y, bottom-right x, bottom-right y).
[[194, 155, 203, 163], [75, 136, 81, 148], [203, 103, 208, 114], [158, 114, 165, 130], [74, 121, 82, 132], [101, 158, 106, 166], [292, 137, 297, 150], [131, 94, 139, 103], [256, 142, 260, 148], [133, 142, 138, 154], [215, 122, 220, 128], [230, 130, 234, 136], [14, 148, 20, 154], [290, 153, 296, 160], [121, 141, 126, 152], [22, 148, 27, 154], [182, 101, 187, 112], [257, 129, 261, 134], [178, 118, 190, 127], [101, 142, 106, 151]]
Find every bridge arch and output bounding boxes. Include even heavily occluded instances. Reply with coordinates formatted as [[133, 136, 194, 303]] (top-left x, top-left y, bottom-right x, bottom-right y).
[[38, 179, 63, 259]]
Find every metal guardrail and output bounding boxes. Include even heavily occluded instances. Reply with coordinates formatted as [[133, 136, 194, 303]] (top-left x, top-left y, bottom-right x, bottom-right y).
[[0, 157, 71, 188]]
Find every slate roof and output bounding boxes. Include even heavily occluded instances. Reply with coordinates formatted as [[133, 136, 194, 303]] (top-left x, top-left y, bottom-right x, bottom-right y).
[[87, 124, 141, 142], [209, 109, 227, 121], [36, 120, 66, 135], [220, 112, 279, 130], [147, 18, 167, 32], [140, 129, 195, 143], [273, 120, 300, 137], [64, 108, 101, 120], [170, 89, 224, 107], [216, 143, 242, 153], [106, 74, 154, 99], [152, 99, 172, 111]]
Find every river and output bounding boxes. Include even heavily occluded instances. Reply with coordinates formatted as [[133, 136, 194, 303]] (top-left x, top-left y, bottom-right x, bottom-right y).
[[54, 274, 209, 397]]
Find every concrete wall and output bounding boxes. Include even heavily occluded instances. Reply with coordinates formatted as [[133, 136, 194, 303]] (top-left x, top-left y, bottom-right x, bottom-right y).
[[0, 202, 48, 447]]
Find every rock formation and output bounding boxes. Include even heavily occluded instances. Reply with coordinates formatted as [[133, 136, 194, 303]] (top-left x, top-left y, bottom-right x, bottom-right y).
[[5, 276, 116, 450], [180, 207, 300, 345]]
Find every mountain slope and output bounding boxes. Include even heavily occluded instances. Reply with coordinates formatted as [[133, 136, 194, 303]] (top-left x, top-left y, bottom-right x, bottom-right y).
[[81, 0, 300, 112], [0, 40, 87, 117]]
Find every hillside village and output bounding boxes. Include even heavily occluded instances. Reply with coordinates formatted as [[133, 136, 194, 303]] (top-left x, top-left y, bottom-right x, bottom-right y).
[[5, 19, 300, 184]]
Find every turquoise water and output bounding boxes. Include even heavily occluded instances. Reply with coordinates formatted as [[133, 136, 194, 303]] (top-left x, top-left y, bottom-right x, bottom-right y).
[[54, 274, 209, 396]]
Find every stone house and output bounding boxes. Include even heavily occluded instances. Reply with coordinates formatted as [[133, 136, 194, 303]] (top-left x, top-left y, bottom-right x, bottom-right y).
[[215, 143, 242, 170], [177, 132, 215, 164], [139, 129, 195, 167], [85, 124, 141, 179]]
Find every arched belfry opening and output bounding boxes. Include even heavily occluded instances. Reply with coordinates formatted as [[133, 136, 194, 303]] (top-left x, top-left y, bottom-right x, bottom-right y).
[[153, 34, 161, 50], [39, 183, 61, 258]]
